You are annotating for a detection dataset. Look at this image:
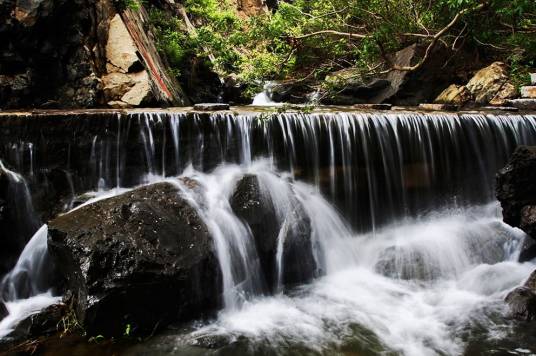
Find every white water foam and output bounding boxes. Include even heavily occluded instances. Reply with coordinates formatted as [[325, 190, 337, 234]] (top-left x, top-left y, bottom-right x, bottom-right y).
[[0, 292, 61, 339], [183, 202, 535, 356], [252, 82, 284, 106]]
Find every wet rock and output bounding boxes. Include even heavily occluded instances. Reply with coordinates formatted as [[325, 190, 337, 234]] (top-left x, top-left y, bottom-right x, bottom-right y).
[[521, 206, 536, 238], [230, 175, 316, 292], [434, 84, 472, 106], [496, 146, 536, 230], [526, 270, 536, 290], [194, 103, 230, 111], [5, 303, 67, 341], [506, 287, 536, 321], [519, 238, 536, 263], [375, 247, 436, 280], [466, 62, 517, 105], [47, 182, 222, 337], [0, 301, 7, 321]]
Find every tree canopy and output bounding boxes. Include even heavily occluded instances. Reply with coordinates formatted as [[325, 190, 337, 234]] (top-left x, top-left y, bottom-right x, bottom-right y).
[[148, 0, 536, 97]]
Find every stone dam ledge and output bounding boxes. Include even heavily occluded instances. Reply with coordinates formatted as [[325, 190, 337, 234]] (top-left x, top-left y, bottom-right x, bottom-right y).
[[0, 105, 535, 118]]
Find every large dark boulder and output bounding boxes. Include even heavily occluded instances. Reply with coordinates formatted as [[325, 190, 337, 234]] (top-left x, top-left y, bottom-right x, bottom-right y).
[[47, 182, 222, 337], [497, 146, 536, 231], [230, 175, 317, 292]]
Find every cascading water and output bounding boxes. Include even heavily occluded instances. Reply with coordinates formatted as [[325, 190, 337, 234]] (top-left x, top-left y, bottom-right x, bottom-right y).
[[1, 110, 536, 354]]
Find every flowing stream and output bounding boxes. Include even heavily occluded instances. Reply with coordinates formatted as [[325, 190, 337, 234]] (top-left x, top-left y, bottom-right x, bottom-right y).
[[1, 111, 536, 354]]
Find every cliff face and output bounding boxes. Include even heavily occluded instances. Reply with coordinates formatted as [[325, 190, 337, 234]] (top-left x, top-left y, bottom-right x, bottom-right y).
[[0, 0, 104, 108], [0, 0, 187, 109]]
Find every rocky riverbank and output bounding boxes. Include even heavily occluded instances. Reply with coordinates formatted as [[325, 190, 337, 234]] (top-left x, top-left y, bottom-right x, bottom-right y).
[[1, 0, 535, 111], [497, 146, 536, 319]]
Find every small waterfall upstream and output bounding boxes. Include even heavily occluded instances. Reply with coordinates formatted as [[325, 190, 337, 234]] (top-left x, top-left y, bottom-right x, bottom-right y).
[[1, 110, 536, 354]]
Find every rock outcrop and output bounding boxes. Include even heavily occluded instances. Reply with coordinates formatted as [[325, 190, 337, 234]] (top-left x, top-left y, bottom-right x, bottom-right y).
[[434, 62, 519, 107], [497, 146, 536, 261], [47, 182, 222, 336], [0, 0, 187, 109], [497, 146, 536, 230], [498, 150, 536, 318], [434, 84, 472, 106], [466, 62, 517, 105], [230, 175, 317, 291], [0, 0, 106, 108]]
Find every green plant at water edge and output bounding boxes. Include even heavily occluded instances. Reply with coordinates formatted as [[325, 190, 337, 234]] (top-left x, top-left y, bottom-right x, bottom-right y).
[[124, 323, 132, 337], [57, 308, 84, 337]]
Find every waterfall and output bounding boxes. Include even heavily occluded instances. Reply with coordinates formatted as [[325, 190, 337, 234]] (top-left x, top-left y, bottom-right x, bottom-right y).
[[252, 82, 283, 106], [1, 110, 536, 353], [0, 225, 59, 339], [0, 225, 51, 301], [0, 160, 40, 277]]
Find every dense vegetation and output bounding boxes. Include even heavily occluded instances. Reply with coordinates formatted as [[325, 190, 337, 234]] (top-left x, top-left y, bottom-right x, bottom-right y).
[[147, 0, 536, 98]]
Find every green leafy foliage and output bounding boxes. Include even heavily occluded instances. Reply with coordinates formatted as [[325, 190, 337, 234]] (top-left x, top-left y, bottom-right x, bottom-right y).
[[148, 0, 536, 91]]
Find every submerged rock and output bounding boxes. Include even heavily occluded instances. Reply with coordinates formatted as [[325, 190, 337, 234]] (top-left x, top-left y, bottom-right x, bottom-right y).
[[506, 270, 536, 321], [230, 175, 316, 292], [47, 182, 222, 336], [506, 287, 536, 321]]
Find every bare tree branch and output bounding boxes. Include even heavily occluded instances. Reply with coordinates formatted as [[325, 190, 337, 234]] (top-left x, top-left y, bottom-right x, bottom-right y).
[[293, 30, 368, 40], [388, 3, 484, 72]]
